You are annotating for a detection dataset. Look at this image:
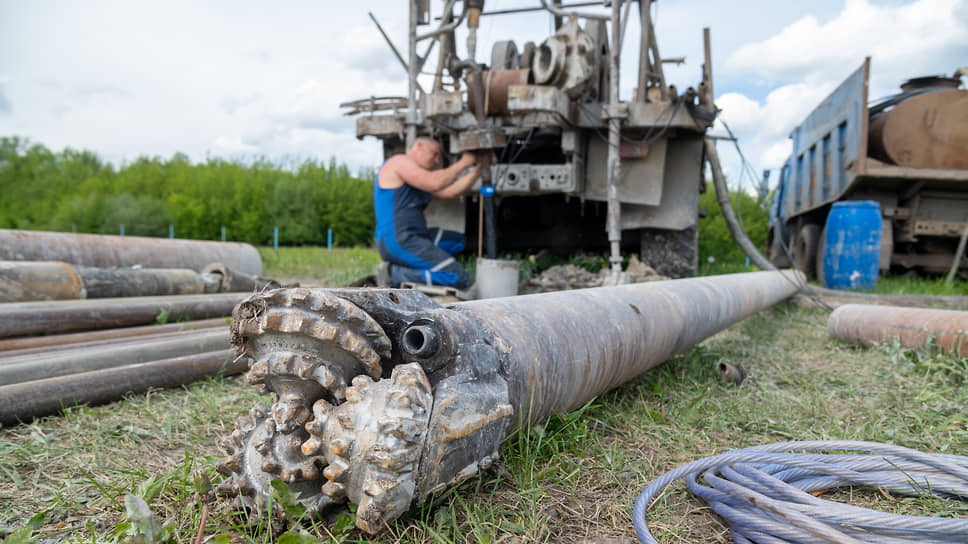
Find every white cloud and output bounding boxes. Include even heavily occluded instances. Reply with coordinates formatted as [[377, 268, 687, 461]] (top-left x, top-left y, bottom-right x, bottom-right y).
[[714, 82, 834, 176], [727, 0, 968, 90]]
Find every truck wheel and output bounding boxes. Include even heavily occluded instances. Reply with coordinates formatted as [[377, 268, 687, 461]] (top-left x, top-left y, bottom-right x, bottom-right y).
[[639, 226, 698, 278], [767, 227, 792, 267], [791, 224, 820, 278], [816, 225, 827, 285]]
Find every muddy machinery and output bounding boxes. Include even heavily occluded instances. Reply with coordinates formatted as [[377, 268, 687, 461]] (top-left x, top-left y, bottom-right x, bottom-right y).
[[341, 0, 716, 277]]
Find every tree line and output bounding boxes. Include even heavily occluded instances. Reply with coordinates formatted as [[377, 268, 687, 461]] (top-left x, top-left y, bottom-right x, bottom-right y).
[[0, 137, 376, 246]]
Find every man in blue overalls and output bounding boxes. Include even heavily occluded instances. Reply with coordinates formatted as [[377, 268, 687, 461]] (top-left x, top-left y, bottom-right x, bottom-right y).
[[374, 137, 483, 290]]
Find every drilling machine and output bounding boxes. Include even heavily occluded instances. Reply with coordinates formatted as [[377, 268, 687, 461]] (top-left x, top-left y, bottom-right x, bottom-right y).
[[342, 0, 717, 278]]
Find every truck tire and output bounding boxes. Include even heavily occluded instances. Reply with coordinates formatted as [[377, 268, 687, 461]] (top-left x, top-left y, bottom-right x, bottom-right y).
[[791, 224, 820, 278], [767, 226, 792, 268], [640, 226, 698, 278], [816, 225, 827, 285]]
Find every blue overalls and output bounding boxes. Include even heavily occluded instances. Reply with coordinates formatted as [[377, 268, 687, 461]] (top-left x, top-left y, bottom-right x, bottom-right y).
[[374, 175, 470, 288]]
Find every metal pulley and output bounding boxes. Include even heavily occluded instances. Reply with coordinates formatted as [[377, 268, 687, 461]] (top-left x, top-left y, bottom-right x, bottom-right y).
[[532, 15, 597, 98], [489, 40, 535, 71]]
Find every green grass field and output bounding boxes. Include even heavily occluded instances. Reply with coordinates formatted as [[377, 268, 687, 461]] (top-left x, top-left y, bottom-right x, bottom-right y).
[[1, 247, 966, 543]]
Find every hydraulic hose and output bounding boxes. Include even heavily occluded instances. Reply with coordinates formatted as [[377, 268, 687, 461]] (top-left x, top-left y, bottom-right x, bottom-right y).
[[704, 138, 776, 272], [634, 440, 968, 544]]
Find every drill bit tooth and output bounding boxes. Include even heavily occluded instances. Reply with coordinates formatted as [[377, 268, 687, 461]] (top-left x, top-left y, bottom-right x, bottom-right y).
[[328, 437, 350, 457], [323, 457, 350, 482], [261, 458, 281, 474], [270, 399, 311, 434], [321, 481, 346, 501], [351, 375, 373, 388], [344, 385, 364, 403]]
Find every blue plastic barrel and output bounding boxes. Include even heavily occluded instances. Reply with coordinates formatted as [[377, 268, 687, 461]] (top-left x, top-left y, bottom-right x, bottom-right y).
[[820, 201, 882, 290]]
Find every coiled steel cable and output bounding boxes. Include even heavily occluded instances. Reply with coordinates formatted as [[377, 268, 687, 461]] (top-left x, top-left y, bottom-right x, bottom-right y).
[[634, 441, 968, 543]]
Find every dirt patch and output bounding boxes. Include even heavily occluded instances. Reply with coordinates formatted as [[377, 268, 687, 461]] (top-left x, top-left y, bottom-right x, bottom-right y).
[[524, 256, 668, 293]]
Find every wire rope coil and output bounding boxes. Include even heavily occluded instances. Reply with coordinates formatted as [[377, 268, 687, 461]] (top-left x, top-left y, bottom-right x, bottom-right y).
[[634, 440, 968, 543]]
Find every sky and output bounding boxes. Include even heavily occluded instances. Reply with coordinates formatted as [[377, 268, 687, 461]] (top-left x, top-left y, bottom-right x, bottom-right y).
[[1, 0, 966, 190]]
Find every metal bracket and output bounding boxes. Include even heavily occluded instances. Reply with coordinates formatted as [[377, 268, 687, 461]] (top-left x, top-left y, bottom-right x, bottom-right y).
[[602, 102, 629, 120]]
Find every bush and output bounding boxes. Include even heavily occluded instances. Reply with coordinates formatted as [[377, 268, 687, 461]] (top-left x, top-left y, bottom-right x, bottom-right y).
[[697, 181, 768, 265]]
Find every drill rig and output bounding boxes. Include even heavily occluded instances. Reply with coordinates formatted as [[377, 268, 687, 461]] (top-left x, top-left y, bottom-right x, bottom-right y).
[[342, 0, 716, 277]]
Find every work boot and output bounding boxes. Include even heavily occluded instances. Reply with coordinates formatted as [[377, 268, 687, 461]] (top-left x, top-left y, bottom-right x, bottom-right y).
[[375, 262, 392, 288]]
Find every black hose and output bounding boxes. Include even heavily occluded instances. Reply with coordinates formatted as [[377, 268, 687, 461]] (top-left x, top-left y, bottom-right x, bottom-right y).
[[704, 138, 776, 271]]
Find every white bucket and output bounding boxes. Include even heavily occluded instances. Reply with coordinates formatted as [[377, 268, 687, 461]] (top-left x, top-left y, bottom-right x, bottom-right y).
[[475, 258, 519, 299]]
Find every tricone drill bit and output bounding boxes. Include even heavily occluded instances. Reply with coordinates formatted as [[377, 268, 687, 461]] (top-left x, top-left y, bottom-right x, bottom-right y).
[[217, 270, 804, 532]]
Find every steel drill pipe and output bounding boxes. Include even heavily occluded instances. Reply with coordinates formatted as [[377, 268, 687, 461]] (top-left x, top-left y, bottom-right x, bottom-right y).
[[0, 260, 279, 302], [0, 260, 84, 301], [0, 229, 263, 275], [828, 303, 968, 356], [216, 270, 804, 533], [0, 322, 226, 359], [0, 260, 215, 302], [0, 293, 246, 339], [0, 328, 230, 385], [0, 317, 229, 354], [0, 349, 239, 426]]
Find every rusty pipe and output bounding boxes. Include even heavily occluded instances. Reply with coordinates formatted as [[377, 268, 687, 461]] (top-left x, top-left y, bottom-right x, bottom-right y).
[[0, 293, 245, 339], [0, 350, 239, 426], [828, 304, 968, 357], [217, 270, 803, 532], [0, 260, 84, 301], [0, 261, 213, 302], [0, 323, 228, 360], [0, 317, 228, 354], [0, 229, 263, 275], [0, 260, 277, 302], [0, 328, 230, 385]]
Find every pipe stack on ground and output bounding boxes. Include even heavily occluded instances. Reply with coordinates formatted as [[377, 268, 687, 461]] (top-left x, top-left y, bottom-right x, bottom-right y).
[[0, 320, 240, 425], [0, 350, 242, 426], [828, 303, 968, 356], [0, 229, 263, 275], [0, 292, 247, 338], [0, 260, 279, 302], [0, 317, 228, 354], [0, 292, 254, 425], [0, 328, 231, 384]]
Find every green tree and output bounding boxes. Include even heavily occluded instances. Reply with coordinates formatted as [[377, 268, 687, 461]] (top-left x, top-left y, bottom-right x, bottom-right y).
[[698, 180, 769, 265], [0, 138, 377, 247]]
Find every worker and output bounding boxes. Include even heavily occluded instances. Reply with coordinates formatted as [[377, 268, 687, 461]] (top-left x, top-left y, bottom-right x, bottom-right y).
[[374, 136, 484, 291]]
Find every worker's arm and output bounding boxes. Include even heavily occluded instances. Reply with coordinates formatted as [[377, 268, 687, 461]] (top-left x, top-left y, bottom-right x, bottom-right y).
[[432, 163, 484, 199], [395, 153, 476, 192]]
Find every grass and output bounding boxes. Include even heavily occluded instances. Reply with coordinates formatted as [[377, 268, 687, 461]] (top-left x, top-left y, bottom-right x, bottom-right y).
[[259, 246, 381, 288], [2, 247, 966, 543], [875, 274, 968, 296]]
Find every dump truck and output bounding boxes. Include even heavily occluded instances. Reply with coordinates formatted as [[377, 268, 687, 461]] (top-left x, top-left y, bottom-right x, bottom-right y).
[[767, 58, 968, 278], [341, 0, 716, 277]]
